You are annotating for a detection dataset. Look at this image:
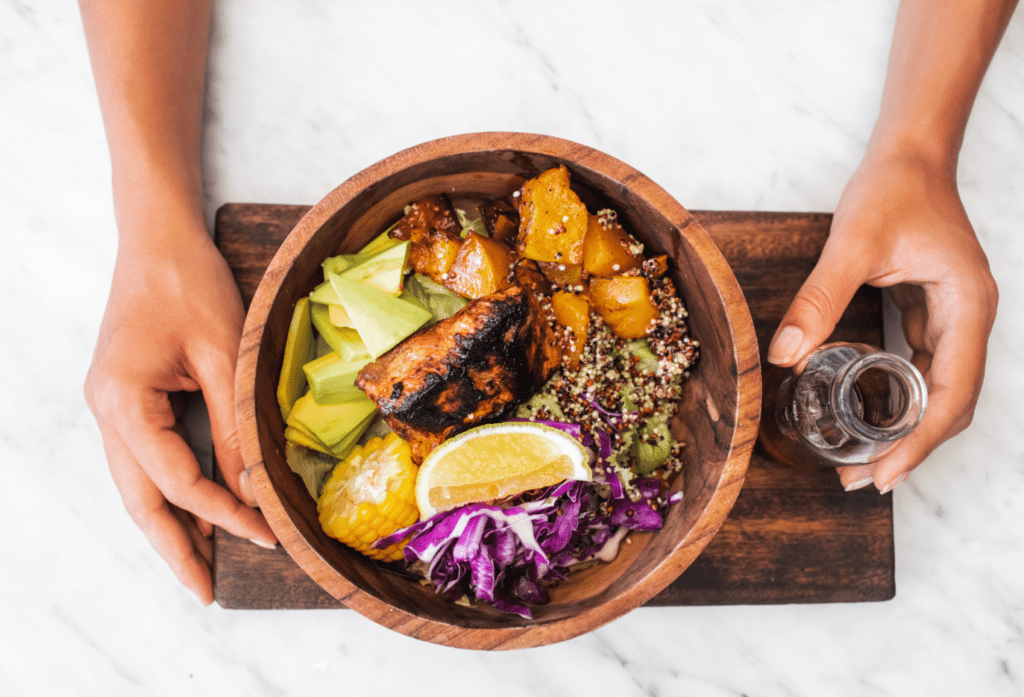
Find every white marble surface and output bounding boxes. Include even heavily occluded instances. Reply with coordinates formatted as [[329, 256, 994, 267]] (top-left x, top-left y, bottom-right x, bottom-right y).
[[2, 1, 1023, 695]]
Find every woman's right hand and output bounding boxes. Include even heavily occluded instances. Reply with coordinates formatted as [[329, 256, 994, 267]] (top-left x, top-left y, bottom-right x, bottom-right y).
[[84, 216, 277, 604]]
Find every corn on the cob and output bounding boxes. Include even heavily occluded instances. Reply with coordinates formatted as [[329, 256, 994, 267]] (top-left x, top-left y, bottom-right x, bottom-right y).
[[317, 431, 419, 562]]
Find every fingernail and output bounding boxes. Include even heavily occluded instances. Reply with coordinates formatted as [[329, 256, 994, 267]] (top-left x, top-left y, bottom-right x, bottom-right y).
[[879, 473, 909, 495], [238, 469, 258, 507], [768, 326, 804, 365], [249, 538, 278, 550], [845, 476, 874, 492]]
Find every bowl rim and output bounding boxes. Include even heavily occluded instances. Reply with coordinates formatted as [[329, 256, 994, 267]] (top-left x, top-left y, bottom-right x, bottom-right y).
[[235, 131, 760, 649]]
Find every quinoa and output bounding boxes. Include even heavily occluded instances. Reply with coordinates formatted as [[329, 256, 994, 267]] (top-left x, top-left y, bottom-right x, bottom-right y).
[[519, 271, 699, 500]]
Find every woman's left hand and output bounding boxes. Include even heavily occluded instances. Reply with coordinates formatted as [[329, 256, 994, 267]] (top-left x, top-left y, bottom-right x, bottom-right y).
[[767, 148, 998, 493]]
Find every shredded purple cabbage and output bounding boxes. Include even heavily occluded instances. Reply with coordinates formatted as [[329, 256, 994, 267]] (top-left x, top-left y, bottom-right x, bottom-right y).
[[592, 428, 626, 500], [585, 397, 636, 426], [375, 420, 680, 617]]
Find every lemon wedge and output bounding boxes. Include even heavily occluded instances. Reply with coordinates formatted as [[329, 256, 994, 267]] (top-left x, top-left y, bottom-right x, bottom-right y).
[[415, 422, 593, 518]]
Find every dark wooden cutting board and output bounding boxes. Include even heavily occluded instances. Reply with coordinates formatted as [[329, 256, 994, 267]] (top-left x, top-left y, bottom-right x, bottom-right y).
[[212, 204, 894, 609]]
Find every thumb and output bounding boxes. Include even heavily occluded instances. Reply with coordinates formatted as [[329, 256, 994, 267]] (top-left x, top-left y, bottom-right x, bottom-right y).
[[767, 242, 866, 367]]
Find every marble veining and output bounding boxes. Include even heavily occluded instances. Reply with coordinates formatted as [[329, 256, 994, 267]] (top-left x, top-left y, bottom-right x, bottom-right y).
[[2, 1, 1023, 695]]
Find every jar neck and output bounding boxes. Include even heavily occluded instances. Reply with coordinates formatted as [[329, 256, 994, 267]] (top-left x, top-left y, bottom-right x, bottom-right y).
[[830, 352, 927, 443]]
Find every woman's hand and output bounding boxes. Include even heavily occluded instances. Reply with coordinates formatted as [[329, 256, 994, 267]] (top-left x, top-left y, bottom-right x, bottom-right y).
[[767, 149, 998, 492], [85, 219, 278, 604], [78, 0, 279, 603]]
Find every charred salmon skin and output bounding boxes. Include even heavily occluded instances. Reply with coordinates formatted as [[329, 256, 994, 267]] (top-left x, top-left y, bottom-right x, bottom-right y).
[[355, 286, 561, 463]]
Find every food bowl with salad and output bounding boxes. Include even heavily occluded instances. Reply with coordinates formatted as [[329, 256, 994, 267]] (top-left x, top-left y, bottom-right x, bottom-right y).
[[235, 132, 760, 649]]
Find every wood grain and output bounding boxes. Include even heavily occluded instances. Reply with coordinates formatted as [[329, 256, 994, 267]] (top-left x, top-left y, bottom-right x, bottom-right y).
[[215, 204, 893, 610]]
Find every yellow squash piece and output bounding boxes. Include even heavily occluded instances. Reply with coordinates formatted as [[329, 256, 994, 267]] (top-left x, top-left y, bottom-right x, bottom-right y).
[[318, 432, 420, 562], [387, 195, 464, 284], [443, 231, 515, 299], [582, 212, 643, 278], [517, 166, 589, 265], [551, 291, 591, 369], [589, 276, 660, 339]]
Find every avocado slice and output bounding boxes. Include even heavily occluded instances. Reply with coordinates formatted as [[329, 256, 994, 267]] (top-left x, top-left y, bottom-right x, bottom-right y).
[[328, 409, 378, 459], [277, 298, 317, 421], [358, 225, 403, 255], [328, 303, 355, 328], [338, 240, 410, 295], [310, 279, 344, 305], [310, 302, 359, 353], [336, 331, 370, 362], [321, 253, 374, 280], [302, 351, 373, 404], [286, 391, 378, 448], [327, 273, 432, 358], [284, 423, 332, 456], [309, 282, 358, 328]]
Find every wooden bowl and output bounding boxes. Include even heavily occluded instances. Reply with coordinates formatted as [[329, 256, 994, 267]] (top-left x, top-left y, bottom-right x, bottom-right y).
[[236, 132, 760, 649]]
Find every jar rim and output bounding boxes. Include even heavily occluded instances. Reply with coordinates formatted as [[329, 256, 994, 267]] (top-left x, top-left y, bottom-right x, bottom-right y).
[[830, 352, 927, 443]]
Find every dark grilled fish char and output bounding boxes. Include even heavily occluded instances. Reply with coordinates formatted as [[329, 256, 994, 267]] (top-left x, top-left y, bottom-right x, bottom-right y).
[[355, 285, 561, 463]]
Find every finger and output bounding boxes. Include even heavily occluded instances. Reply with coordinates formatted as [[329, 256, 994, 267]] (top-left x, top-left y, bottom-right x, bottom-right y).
[[105, 386, 277, 548], [165, 395, 219, 538], [96, 416, 214, 604], [196, 516, 214, 538], [837, 464, 876, 491], [890, 286, 937, 379], [869, 298, 991, 491], [889, 284, 928, 349], [767, 239, 868, 367], [188, 339, 257, 507], [172, 505, 213, 567], [869, 371, 973, 489]]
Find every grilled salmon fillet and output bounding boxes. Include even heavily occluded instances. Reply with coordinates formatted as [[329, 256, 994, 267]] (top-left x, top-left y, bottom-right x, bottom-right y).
[[355, 285, 561, 463]]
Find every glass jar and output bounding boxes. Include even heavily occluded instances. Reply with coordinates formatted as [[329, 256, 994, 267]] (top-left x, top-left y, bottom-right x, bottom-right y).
[[759, 342, 927, 468]]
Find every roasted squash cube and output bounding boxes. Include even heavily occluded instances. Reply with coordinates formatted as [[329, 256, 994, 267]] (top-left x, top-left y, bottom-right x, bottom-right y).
[[517, 166, 589, 265], [589, 276, 660, 339], [444, 232, 516, 299], [479, 200, 520, 244], [582, 212, 643, 277], [388, 195, 464, 283], [388, 195, 462, 242], [551, 291, 591, 369], [408, 231, 462, 284]]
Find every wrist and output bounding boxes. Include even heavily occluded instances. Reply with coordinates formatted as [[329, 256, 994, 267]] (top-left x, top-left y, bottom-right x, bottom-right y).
[[862, 124, 960, 184], [111, 163, 208, 249]]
